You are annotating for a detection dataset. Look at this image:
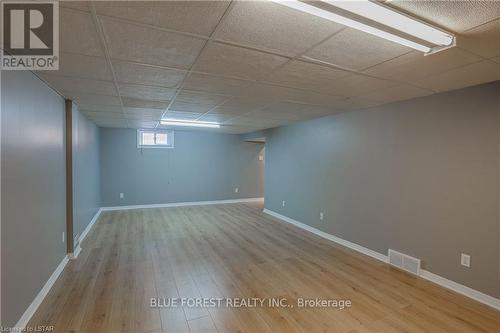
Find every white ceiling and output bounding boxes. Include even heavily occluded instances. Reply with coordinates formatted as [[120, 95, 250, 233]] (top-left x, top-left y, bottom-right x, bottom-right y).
[[35, 0, 500, 134]]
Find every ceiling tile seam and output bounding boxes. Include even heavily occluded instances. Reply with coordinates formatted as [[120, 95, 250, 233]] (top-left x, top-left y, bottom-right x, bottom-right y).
[[357, 50, 414, 72], [299, 55, 440, 93], [157, 1, 237, 127], [197, 27, 350, 122], [95, 13, 211, 42], [210, 39, 296, 59], [59, 50, 108, 61], [59, 4, 89, 13], [405, 58, 496, 90], [37, 72, 115, 84], [109, 58, 189, 74], [89, 2, 130, 128], [462, 16, 500, 34], [455, 45, 498, 62], [220, 100, 285, 126]]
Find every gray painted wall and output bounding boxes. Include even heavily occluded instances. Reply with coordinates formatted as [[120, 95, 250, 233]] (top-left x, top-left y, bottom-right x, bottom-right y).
[[1, 71, 66, 326], [263, 81, 500, 298], [72, 104, 100, 242], [100, 128, 264, 206]]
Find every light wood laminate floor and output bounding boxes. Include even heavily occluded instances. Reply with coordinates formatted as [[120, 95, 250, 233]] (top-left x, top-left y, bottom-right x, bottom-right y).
[[29, 202, 499, 332]]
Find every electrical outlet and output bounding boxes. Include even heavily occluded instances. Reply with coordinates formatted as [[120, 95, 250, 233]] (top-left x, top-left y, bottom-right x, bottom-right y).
[[461, 253, 471, 267], [120, 192, 124, 199], [282, 200, 286, 207], [235, 187, 239, 193], [319, 212, 324, 221], [62, 231, 65, 243]]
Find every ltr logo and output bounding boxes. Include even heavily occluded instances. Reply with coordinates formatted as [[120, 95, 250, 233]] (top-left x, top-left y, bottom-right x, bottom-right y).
[[1, 1, 59, 70]]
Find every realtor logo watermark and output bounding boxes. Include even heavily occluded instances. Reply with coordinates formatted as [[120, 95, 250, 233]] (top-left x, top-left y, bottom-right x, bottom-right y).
[[1, 1, 59, 70]]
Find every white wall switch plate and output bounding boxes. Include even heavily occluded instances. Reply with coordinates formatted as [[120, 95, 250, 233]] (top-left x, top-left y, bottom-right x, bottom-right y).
[[319, 212, 324, 220], [259, 155, 264, 161], [120, 192, 124, 199], [282, 200, 286, 207], [461, 253, 471, 267], [62, 231, 65, 243], [235, 187, 239, 193]]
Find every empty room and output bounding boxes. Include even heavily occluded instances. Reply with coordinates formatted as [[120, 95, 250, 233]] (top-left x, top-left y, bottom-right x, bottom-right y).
[[1, 0, 500, 332]]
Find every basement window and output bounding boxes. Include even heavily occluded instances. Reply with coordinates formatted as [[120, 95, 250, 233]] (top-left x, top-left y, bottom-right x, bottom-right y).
[[137, 129, 174, 148]]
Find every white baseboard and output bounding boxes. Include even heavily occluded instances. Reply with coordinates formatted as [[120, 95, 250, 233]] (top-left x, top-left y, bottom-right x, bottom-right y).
[[78, 208, 103, 244], [262, 208, 500, 311], [263, 209, 389, 263], [101, 197, 264, 211], [420, 269, 500, 310], [14, 255, 69, 330]]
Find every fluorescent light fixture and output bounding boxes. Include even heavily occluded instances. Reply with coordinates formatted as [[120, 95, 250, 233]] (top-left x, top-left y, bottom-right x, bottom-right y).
[[160, 119, 220, 128], [324, 0, 453, 46], [270, 0, 454, 53]]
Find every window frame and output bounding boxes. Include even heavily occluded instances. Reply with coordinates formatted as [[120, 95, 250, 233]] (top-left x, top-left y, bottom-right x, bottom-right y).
[[137, 129, 175, 149]]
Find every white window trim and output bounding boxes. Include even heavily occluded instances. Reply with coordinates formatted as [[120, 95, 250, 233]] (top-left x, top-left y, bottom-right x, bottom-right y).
[[137, 129, 175, 149]]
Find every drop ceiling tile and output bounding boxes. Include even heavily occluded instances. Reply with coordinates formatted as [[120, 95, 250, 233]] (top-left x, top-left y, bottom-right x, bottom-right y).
[[121, 97, 169, 109], [163, 111, 203, 121], [459, 18, 500, 58], [101, 18, 205, 69], [211, 97, 270, 115], [361, 84, 434, 104], [233, 82, 344, 107], [94, 1, 230, 36], [62, 93, 121, 106], [127, 120, 158, 129], [363, 48, 482, 84], [175, 90, 229, 105], [83, 111, 123, 119], [124, 113, 160, 121], [182, 73, 251, 95], [40, 75, 117, 95], [92, 118, 129, 128], [414, 60, 500, 92], [332, 97, 385, 111], [198, 113, 234, 123], [89, 116, 127, 128], [386, 0, 500, 33], [283, 89, 344, 106], [78, 104, 123, 113], [194, 42, 289, 80], [60, 1, 89, 12], [169, 101, 215, 113], [265, 60, 351, 93], [52, 52, 111, 81], [306, 28, 411, 71], [328, 74, 398, 97], [60, 8, 102, 56], [215, 1, 344, 56], [224, 126, 266, 134], [113, 61, 186, 88], [122, 107, 163, 117], [252, 101, 333, 120], [118, 84, 176, 101], [225, 116, 287, 127]]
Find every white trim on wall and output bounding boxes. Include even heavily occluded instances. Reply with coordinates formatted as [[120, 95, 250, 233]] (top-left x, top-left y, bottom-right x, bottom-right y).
[[14, 256, 69, 330], [78, 208, 103, 245], [262, 208, 500, 311], [101, 197, 264, 211]]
